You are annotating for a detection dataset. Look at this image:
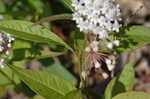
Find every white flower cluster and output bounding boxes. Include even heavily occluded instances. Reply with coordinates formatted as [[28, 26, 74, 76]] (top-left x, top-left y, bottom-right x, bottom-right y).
[[85, 40, 99, 52], [0, 32, 14, 68], [72, 0, 121, 40], [72, 0, 121, 78], [107, 40, 120, 49]]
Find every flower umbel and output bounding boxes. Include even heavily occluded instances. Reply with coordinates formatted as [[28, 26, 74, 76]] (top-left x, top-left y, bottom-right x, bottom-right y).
[[72, 0, 121, 40], [0, 32, 14, 68]]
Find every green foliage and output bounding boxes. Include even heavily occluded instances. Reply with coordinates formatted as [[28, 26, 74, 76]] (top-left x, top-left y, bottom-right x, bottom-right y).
[[10, 66, 76, 99], [13, 39, 32, 49], [36, 51, 65, 59], [104, 55, 135, 99], [116, 26, 150, 52], [62, 90, 83, 99], [27, 0, 44, 14], [33, 95, 45, 99], [0, 0, 150, 99], [0, 20, 71, 50], [0, 67, 20, 86], [0, 87, 3, 96], [57, 0, 75, 12], [0, 0, 6, 13], [12, 39, 33, 61], [112, 91, 150, 99], [126, 26, 150, 48], [0, 66, 20, 97], [48, 63, 77, 85]]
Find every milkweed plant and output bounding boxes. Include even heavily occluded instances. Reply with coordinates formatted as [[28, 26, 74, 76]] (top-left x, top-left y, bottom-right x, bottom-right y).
[[0, 0, 150, 99]]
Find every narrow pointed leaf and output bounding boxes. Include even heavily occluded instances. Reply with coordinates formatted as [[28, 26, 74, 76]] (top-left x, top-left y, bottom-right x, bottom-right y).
[[112, 91, 150, 99], [48, 63, 77, 85], [104, 55, 135, 99], [0, 20, 71, 50], [9, 66, 76, 99], [62, 90, 82, 99], [0, 0, 6, 13], [117, 26, 150, 52]]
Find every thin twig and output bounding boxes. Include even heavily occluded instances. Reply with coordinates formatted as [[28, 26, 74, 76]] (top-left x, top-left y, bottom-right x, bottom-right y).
[[32, 14, 72, 26]]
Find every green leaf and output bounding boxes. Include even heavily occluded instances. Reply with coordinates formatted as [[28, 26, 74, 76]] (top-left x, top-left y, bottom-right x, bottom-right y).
[[12, 60, 26, 67], [112, 91, 150, 99], [117, 26, 150, 52], [104, 55, 135, 99], [48, 63, 77, 85], [12, 39, 32, 61], [0, 67, 20, 85], [10, 66, 76, 99], [0, 0, 6, 13], [12, 40, 64, 60], [35, 51, 64, 59], [62, 90, 82, 99], [58, 0, 75, 12], [12, 49, 31, 61], [0, 66, 20, 89], [27, 0, 44, 14], [13, 39, 32, 49], [0, 20, 71, 50], [33, 95, 45, 99], [0, 87, 4, 96]]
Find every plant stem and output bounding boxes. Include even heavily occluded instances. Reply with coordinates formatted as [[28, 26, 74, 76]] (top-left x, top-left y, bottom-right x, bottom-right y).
[[32, 13, 72, 26]]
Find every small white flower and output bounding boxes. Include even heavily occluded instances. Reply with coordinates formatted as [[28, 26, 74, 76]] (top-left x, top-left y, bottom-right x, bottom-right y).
[[105, 59, 112, 65], [85, 47, 91, 52], [98, 30, 108, 40], [0, 58, 4, 68], [0, 32, 14, 68], [0, 36, 3, 42], [0, 46, 4, 52], [102, 72, 109, 79], [91, 41, 99, 51], [93, 47, 99, 52], [107, 64, 115, 71], [85, 40, 99, 52], [95, 61, 101, 68], [113, 40, 120, 46], [107, 42, 113, 49], [5, 51, 9, 55], [106, 55, 116, 71], [7, 43, 11, 48]]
